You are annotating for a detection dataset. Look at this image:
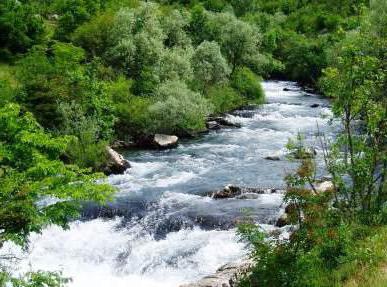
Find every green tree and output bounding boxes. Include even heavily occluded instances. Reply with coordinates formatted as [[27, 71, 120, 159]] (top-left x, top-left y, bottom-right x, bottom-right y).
[[0, 0, 44, 57], [231, 67, 264, 102], [0, 103, 114, 247], [192, 41, 230, 92], [148, 80, 212, 135], [212, 13, 262, 74]]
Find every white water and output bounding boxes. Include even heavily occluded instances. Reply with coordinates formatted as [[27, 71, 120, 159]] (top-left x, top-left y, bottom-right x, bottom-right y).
[[0, 81, 337, 286]]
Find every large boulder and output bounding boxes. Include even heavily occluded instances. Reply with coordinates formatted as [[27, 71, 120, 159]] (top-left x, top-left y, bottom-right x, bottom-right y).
[[153, 134, 179, 149], [180, 260, 253, 287], [104, 147, 131, 175]]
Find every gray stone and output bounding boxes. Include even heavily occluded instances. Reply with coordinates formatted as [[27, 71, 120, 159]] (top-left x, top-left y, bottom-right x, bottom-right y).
[[210, 185, 273, 199], [180, 260, 253, 287], [104, 146, 131, 175], [264, 155, 281, 161], [206, 121, 221, 130], [153, 134, 179, 149]]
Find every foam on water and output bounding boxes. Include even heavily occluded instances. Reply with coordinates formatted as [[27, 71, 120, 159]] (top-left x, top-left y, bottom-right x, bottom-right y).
[[1, 219, 245, 287]]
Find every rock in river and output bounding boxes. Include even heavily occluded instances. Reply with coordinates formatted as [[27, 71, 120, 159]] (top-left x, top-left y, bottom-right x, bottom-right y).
[[180, 260, 253, 287], [153, 134, 179, 149], [264, 155, 281, 161], [207, 116, 241, 129], [104, 146, 131, 175], [210, 185, 274, 199], [206, 121, 222, 130]]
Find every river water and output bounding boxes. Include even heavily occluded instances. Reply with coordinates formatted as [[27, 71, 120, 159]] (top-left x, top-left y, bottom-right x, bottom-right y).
[[1, 81, 337, 287]]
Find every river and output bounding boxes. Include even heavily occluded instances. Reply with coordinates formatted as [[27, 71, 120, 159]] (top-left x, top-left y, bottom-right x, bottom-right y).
[[1, 81, 338, 287]]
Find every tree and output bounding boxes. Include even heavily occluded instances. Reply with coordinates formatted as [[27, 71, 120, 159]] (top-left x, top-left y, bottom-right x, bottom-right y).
[[160, 9, 191, 48], [54, 0, 105, 41], [0, 103, 115, 247], [155, 47, 193, 83], [0, 0, 44, 57], [148, 80, 213, 135], [192, 41, 230, 92], [320, 27, 386, 216], [17, 43, 115, 138], [231, 67, 264, 102], [212, 13, 262, 74], [108, 4, 166, 95]]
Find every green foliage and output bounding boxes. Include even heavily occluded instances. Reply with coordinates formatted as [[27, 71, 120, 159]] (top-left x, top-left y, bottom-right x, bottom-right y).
[[206, 84, 244, 114], [0, 0, 45, 56], [58, 102, 108, 170], [279, 32, 328, 84], [3, 271, 70, 287], [17, 43, 115, 138], [148, 80, 212, 135], [53, 0, 105, 41], [192, 41, 230, 91], [231, 67, 264, 102], [0, 103, 115, 246], [207, 12, 262, 74], [72, 12, 115, 57]]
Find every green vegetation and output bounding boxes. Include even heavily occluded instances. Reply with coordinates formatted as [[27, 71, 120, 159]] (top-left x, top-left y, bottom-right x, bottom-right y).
[[0, 0, 386, 286], [238, 1, 387, 286]]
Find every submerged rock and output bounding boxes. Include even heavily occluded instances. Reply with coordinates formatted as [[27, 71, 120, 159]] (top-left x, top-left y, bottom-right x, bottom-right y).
[[283, 87, 299, 92], [207, 116, 241, 130], [153, 134, 179, 149], [310, 103, 320, 108], [210, 185, 279, 199], [264, 155, 281, 161], [111, 140, 135, 149], [206, 121, 221, 130], [180, 260, 254, 287], [104, 146, 131, 175], [211, 185, 243, 199]]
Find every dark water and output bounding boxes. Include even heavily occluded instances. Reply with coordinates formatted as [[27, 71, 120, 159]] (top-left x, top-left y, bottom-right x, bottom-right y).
[[1, 81, 338, 287]]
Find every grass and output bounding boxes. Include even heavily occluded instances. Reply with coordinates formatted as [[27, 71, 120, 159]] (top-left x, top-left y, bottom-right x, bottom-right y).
[[338, 226, 387, 287]]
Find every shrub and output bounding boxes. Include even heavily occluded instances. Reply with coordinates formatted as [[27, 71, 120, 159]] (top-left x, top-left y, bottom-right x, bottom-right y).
[[206, 84, 245, 114], [192, 41, 230, 91], [231, 67, 265, 102], [148, 80, 212, 135]]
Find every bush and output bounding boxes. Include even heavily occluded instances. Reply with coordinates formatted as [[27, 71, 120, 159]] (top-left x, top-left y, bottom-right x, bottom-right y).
[[58, 102, 108, 170], [206, 84, 245, 114], [148, 80, 212, 135], [110, 77, 155, 137], [72, 12, 115, 57], [0, 0, 45, 55], [231, 67, 264, 102]]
